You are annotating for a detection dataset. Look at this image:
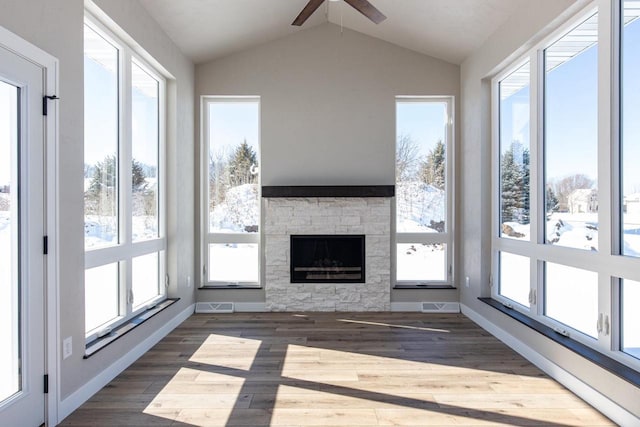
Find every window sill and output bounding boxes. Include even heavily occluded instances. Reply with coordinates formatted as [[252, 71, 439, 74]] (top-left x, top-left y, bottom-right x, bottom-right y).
[[479, 297, 640, 387], [84, 298, 179, 358], [200, 285, 261, 290], [394, 284, 456, 289]]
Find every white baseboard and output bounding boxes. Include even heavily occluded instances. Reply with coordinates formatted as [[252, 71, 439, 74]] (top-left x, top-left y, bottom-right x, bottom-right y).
[[461, 304, 639, 426], [390, 302, 421, 311], [57, 303, 195, 424], [234, 302, 266, 312]]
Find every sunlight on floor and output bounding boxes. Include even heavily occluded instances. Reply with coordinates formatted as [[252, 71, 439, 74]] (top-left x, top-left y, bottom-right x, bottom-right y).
[[337, 318, 451, 333]]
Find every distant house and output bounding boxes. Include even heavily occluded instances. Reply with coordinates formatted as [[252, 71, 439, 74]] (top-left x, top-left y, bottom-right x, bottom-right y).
[[624, 193, 640, 216], [568, 188, 598, 214]]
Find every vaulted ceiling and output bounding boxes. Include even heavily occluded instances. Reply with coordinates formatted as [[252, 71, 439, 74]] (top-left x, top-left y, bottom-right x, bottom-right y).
[[138, 0, 530, 65]]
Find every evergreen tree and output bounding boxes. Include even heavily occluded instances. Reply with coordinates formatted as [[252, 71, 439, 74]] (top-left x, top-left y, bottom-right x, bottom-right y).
[[520, 148, 530, 224], [89, 155, 148, 196], [228, 140, 258, 187], [419, 140, 446, 190], [545, 185, 559, 213], [500, 144, 524, 223]]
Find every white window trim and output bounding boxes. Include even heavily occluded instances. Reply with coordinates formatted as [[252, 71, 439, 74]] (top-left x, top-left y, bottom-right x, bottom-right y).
[[394, 96, 455, 287], [491, 0, 640, 371], [84, 13, 167, 341], [200, 96, 261, 288]]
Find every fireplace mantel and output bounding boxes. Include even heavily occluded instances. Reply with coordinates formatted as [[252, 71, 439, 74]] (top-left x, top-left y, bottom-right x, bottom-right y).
[[261, 185, 394, 198]]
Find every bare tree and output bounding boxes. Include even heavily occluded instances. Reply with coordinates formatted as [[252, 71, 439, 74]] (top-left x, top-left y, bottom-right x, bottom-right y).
[[396, 134, 420, 182], [551, 174, 595, 212]]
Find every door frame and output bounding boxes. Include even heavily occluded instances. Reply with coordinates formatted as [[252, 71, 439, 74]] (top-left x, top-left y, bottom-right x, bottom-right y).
[[0, 24, 59, 426]]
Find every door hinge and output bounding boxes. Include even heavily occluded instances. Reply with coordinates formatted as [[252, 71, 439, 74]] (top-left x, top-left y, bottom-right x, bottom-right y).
[[42, 95, 59, 116], [44, 374, 48, 394], [43, 235, 48, 255]]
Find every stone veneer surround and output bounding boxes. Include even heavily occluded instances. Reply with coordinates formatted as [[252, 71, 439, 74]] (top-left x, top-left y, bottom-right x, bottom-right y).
[[264, 197, 391, 311]]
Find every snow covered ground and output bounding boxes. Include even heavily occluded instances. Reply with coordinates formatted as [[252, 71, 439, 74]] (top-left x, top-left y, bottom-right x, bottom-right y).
[[210, 184, 259, 233], [397, 243, 446, 281], [396, 181, 445, 233], [208, 243, 258, 283], [0, 212, 19, 402]]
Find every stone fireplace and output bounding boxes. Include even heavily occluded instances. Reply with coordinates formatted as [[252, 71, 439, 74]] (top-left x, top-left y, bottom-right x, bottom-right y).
[[263, 186, 392, 311]]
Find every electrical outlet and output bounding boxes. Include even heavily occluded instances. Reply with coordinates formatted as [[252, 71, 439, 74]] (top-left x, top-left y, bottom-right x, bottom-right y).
[[187, 275, 191, 288], [465, 276, 470, 288], [63, 337, 72, 359]]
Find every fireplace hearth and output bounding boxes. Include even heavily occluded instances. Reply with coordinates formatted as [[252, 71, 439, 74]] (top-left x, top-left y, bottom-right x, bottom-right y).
[[290, 235, 365, 283]]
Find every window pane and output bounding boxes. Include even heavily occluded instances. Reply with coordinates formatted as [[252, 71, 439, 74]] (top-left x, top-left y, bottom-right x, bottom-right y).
[[396, 101, 447, 233], [499, 252, 530, 307], [499, 62, 530, 240], [131, 62, 159, 243], [84, 24, 119, 249], [85, 263, 119, 333], [621, 3, 640, 256], [396, 243, 446, 282], [132, 252, 160, 309], [0, 81, 19, 401], [622, 279, 640, 359], [545, 263, 598, 338], [544, 13, 599, 251], [208, 102, 260, 234], [209, 243, 258, 283]]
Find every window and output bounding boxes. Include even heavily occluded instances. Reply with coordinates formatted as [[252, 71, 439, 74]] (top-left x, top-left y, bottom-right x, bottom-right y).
[[202, 97, 260, 286], [544, 13, 599, 251], [499, 252, 530, 308], [395, 97, 453, 286], [621, 279, 640, 359], [492, 2, 640, 372], [84, 17, 165, 339], [499, 61, 530, 241], [621, 1, 640, 256]]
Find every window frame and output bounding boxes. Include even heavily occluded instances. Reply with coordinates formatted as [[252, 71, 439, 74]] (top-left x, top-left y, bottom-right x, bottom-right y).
[[83, 13, 167, 342], [200, 96, 261, 288], [491, 0, 640, 372], [394, 96, 455, 288]]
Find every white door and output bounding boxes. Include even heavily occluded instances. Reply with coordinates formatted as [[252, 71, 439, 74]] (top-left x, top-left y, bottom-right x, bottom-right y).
[[0, 41, 46, 427]]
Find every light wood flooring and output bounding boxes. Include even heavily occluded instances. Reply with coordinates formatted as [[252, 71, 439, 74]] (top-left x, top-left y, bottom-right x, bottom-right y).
[[60, 312, 614, 426]]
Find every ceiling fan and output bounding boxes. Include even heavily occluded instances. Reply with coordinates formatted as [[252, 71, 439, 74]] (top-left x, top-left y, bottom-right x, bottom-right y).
[[292, 0, 387, 26]]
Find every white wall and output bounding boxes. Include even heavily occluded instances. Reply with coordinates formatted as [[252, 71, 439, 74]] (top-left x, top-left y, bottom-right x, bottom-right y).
[[196, 23, 459, 186], [195, 23, 460, 302], [0, 0, 195, 410], [460, 0, 640, 419]]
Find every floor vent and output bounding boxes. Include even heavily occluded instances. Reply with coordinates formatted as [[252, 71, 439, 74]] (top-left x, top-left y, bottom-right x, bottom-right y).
[[421, 302, 460, 313], [195, 302, 234, 313]]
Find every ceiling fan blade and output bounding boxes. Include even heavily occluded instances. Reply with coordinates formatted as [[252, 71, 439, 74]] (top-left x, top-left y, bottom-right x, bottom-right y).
[[343, 0, 387, 24], [292, 0, 326, 26]]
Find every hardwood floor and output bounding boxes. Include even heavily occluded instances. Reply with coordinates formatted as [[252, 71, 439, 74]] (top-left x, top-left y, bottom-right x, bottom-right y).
[[60, 312, 614, 426]]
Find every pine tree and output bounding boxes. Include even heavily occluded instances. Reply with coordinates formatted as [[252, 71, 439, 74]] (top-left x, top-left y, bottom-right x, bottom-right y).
[[419, 140, 446, 190], [500, 144, 523, 223], [520, 148, 530, 224], [89, 155, 147, 194], [546, 185, 559, 213], [228, 140, 258, 187]]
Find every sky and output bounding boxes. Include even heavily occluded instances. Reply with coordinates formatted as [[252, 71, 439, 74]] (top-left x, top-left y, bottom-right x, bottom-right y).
[[208, 101, 259, 160], [501, 14, 640, 196], [396, 101, 447, 159], [84, 24, 159, 170], [0, 81, 16, 185]]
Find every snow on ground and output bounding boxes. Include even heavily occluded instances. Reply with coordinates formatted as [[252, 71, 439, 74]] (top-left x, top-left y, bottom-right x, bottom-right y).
[[396, 181, 445, 233], [397, 243, 445, 281], [0, 216, 19, 401], [210, 184, 259, 233], [208, 243, 259, 283]]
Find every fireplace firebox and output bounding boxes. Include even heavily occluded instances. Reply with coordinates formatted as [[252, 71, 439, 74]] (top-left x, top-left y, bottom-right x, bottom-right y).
[[290, 235, 365, 283]]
